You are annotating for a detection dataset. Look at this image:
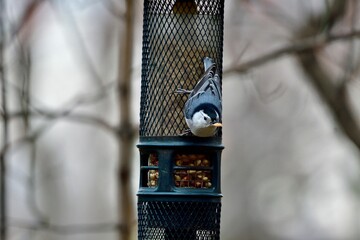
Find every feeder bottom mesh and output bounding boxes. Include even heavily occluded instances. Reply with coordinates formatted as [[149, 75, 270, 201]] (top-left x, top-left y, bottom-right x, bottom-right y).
[[137, 200, 221, 240]]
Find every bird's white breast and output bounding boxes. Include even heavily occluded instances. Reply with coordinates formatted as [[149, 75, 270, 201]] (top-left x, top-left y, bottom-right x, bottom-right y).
[[186, 118, 217, 137]]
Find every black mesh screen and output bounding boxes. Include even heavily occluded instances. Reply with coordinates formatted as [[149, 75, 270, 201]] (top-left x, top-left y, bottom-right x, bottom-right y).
[[138, 200, 221, 239], [140, 0, 225, 136]]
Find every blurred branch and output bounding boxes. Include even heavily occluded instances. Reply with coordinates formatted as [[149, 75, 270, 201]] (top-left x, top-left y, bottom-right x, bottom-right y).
[[297, 49, 360, 149], [34, 107, 117, 133], [0, 111, 120, 155], [0, 106, 124, 164], [17, 45, 32, 130], [3, 0, 137, 238], [7, 110, 118, 134], [224, 30, 360, 75], [9, 0, 45, 43], [226, 0, 360, 153], [9, 218, 136, 235], [4, 76, 118, 135], [15, 43, 49, 229], [0, 0, 8, 238], [27, 139, 49, 225], [8, 78, 116, 118], [117, 0, 136, 240], [0, 124, 53, 161], [340, 0, 358, 84], [294, 0, 360, 151], [49, 0, 105, 87], [103, 0, 125, 20]]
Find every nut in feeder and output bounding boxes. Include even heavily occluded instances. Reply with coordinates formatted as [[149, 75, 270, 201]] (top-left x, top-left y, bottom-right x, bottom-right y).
[[138, 0, 225, 239]]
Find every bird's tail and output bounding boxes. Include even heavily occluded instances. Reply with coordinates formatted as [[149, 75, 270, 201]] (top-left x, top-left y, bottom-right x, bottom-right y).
[[203, 57, 215, 72]]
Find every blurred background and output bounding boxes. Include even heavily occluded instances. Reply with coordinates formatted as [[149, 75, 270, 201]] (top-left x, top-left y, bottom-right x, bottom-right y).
[[1, 0, 360, 239]]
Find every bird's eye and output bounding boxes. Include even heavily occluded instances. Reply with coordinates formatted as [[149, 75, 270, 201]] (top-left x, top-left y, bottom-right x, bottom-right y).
[[204, 117, 207, 121]]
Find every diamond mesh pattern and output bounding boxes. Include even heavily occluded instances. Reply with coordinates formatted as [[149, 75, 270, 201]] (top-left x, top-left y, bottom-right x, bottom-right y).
[[138, 200, 221, 239], [140, 0, 225, 136]]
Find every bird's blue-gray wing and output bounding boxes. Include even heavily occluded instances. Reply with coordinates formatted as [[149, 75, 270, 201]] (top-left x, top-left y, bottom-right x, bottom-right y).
[[184, 61, 222, 119], [184, 79, 222, 120]]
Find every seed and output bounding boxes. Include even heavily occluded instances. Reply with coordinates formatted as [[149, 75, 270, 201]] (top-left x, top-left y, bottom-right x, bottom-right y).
[[205, 182, 212, 188], [202, 159, 210, 166], [149, 173, 156, 180], [182, 159, 190, 164], [189, 154, 197, 160], [149, 180, 157, 187], [195, 159, 202, 166]]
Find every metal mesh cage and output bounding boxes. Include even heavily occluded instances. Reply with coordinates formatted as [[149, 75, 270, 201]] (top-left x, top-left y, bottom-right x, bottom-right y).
[[138, 200, 221, 239], [140, 0, 225, 136]]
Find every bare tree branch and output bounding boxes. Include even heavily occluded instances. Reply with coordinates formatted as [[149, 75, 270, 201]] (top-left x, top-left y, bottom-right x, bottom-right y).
[[2, 1, 138, 239], [117, 0, 136, 239], [226, 1, 360, 153], [14, 42, 50, 229], [0, 0, 8, 238], [294, 0, 360, 151]]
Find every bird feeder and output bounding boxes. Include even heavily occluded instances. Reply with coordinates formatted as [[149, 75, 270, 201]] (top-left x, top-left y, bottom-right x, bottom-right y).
[[137, 0, 225, 239]]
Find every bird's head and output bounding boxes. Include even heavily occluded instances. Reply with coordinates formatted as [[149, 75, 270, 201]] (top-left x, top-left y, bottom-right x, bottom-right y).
[[193, 109, 222, 129]]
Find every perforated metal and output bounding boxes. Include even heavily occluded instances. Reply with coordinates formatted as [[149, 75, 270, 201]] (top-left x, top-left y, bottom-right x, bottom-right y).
[[140, 0, 224, 136], [138, 200, 221, 239]]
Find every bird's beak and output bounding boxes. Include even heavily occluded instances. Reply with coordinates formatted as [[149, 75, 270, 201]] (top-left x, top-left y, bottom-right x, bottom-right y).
[[212, 123, 222, 127]]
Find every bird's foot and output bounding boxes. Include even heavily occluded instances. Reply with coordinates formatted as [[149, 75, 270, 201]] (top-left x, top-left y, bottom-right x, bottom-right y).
[[175, 88, 192, 94], [178, 129, 192, 136]]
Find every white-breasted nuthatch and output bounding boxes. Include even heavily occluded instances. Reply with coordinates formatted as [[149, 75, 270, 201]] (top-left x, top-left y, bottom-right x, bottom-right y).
[[177, 57, 222, 137]]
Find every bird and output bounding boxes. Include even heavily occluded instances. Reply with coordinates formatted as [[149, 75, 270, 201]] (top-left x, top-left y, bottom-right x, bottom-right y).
[[177, 57, 222, 137]]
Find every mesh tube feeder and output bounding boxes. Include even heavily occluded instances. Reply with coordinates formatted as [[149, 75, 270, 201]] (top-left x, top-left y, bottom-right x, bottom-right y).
[[137, 0, 225, 239]]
